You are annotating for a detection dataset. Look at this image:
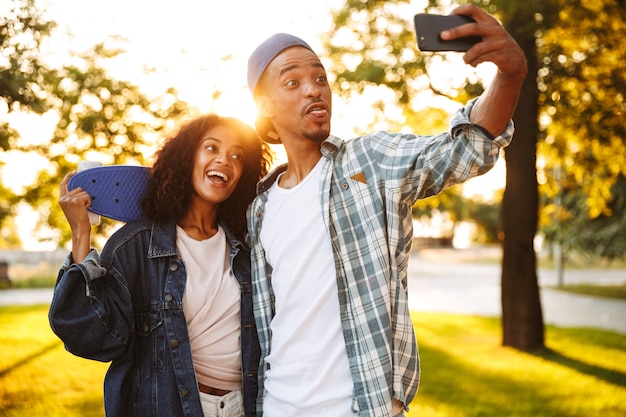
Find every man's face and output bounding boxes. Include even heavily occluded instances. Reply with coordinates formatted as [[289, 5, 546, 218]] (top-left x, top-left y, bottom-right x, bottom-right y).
[[258, 46, 332, 144]]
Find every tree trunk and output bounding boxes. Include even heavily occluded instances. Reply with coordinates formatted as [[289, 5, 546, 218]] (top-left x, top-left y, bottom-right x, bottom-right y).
[[500, 16, 545, 350]]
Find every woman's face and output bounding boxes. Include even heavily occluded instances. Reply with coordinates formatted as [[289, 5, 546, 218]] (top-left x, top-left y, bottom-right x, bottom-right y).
[[190, 124, 246, 207]]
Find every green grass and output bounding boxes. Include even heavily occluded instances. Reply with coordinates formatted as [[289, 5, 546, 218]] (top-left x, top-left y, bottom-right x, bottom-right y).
[[548, 283, 626, 300], [408, 313, 626, 417], [8, 275, 57, 289], [1, 305, 624, 416], [0, 304, 107, 417]]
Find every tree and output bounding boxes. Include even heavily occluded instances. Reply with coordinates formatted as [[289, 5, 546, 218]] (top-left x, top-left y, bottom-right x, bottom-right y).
[[321, 0, 548, 350], [495, 0, 552, 350], [323, 0, 626, 351], [413, 188, 501, 244], [1, 0, 193, 247], [0, 0, 56, 234], [542, 174, 626, 262], [17, 43, 192, 246], [0, 0, 53, 141], [537, 0, 626, 261], [322, 0, 489, 239]]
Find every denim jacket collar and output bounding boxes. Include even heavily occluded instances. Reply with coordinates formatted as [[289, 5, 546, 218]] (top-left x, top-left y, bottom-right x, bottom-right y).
[[147, 220, 245, 259]]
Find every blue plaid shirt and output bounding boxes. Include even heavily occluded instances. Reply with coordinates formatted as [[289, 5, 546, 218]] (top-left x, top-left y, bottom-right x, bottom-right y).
[[247, 99, 514, 416]]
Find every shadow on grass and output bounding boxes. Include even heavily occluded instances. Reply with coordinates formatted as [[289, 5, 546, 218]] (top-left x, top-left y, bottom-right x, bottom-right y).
[[535, 347, 626, 388], [67, 397, 106, 416], [416, 344, 582, 417], [0, 340, 61, 377]]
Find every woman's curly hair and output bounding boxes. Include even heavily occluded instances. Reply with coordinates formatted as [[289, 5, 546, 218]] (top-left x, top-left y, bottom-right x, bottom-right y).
[[142, 113, 272, 240]]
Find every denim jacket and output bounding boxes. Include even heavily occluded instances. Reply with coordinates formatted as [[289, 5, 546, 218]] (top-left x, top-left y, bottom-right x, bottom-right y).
[[49, 218, 259, 417]]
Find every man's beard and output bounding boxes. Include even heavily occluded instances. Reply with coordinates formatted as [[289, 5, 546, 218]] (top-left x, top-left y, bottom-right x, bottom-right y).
[[303, 125, 330, 143]]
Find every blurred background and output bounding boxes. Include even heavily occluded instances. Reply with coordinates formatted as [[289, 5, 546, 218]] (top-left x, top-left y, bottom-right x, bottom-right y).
[[1, 0, 625, 415], [2, 0, 625, 259], [1, 0, 626, 323]]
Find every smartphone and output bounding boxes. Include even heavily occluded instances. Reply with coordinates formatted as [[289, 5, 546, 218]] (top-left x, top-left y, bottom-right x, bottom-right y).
[[414, 14, 482, 52]]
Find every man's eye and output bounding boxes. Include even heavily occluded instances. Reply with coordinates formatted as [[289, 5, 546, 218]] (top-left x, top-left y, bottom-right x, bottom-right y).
[[316, 75, 327, 83], [286, 80, 298, 87]]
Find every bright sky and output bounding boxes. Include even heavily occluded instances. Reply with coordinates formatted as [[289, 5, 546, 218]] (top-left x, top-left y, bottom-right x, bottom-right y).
[[5, 0, 505, 249], [44, 0, 341, 122], [7, 0, 341, 248]]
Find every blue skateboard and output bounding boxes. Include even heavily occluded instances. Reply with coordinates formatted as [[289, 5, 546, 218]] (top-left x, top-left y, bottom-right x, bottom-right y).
[[68, 165, 151, 222]]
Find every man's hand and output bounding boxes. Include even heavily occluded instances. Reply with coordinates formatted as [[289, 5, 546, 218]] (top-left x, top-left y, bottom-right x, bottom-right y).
[[443, 4, 527, 80], [442, 4, 528, 136]]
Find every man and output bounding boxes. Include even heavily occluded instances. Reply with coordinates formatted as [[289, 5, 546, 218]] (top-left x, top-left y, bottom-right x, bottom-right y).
[[245, 4, 527, 417]]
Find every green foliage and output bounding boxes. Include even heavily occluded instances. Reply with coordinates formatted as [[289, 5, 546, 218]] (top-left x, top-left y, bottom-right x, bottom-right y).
[[322, 0, 498, 244], [414, 189, 501, 243], [16, 43, 193, 244], [0, 0, 55, 121], [542, 174, 626, 259], [323, 0, 479, 105], [466, 198, 501, 243], [0, 181, 17, 235], [1, 0, 195, 247], [323, 0, 626, 256], [0, 0, 56, 228], [535, 0, 626, 258], [324, 0, 422, 105]]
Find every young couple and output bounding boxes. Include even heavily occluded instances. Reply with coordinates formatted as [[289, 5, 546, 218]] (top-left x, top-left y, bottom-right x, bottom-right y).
[[50, 5, 527, 417]]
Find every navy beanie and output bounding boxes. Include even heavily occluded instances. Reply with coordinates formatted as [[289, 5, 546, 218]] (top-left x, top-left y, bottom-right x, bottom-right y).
[[247, 33, 315, 144], [247, 33, 314, 94]]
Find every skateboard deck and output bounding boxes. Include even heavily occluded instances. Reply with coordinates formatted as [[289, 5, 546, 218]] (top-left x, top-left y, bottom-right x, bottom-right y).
[[68, 165, 151, 222]]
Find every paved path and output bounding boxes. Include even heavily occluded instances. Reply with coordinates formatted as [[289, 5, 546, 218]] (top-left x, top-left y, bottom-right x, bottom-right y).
[[408, 248, 626, 334], [0, 288, 55, 306], [2, 248, 625, 334]]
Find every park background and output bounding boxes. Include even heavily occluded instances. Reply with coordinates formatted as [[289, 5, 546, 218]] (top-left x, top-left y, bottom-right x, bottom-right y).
[[1, 0, 625, 415]]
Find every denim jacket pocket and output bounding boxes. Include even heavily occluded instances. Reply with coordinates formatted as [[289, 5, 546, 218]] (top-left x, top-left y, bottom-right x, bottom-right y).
[[138, 318, 163, 336], [136, 310, 163, 337]]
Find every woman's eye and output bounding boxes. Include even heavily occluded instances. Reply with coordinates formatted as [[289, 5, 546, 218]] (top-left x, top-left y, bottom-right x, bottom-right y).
[[206, 145, 216, 152], [231, 153, 243, 161]]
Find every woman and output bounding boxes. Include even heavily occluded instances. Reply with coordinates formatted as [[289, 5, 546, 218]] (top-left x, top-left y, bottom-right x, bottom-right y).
[[49, 113, 272, 417]]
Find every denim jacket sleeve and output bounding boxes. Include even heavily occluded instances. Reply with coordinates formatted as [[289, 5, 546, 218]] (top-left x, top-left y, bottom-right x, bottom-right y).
[[49, 249, 134, 362]]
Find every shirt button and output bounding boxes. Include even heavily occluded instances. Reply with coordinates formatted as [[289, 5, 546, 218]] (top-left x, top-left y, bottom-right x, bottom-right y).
[[170, 339, 179, 348], [170, 263, 178, 271], [181, 389, 189, 397], [342, 183, 349, 189], [220, 401, 225, 409], [164, 294, 173, 302]]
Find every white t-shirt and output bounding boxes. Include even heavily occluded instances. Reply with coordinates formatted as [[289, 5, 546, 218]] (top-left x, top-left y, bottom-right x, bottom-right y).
[[177, 225, 242, 391], [260, 157, 353, 417]]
